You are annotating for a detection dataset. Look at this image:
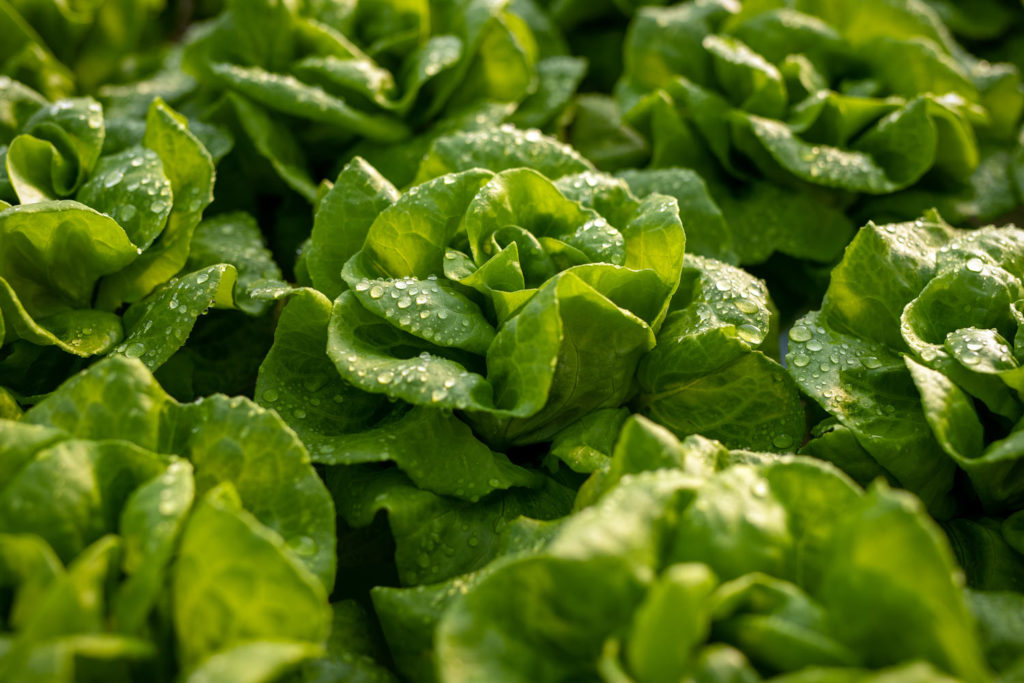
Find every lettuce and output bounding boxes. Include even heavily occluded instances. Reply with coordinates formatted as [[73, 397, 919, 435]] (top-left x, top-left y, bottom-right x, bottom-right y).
[[174, 0, 585, 199], [0, 357, 337, 681], [376, 417, 1014, 682], [582, 0, 1024, 274], [788, 212, 1024, 593], [0, 85, 285, 400], [2, 1, 1024, 681], [0, 0, 169, 98]]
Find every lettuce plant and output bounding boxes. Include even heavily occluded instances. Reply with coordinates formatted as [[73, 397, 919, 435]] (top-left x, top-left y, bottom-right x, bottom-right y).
[[0, 357, 338, 681], [591, 0, 1024, 271], [0, 0, 170, 98], [177, 0, 586, 200], [251, 126, 804, 589], [0, 84, 284, 402], [787, 212, 1024, 590], [373, 416, 1023, 682]]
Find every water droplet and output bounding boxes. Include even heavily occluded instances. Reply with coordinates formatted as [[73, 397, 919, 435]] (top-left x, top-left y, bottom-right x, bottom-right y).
[[734, 299, 758, 314], [104, 169, 124, 188], [293, 408, 307, 419], [772, 434, 793, 450], [124, 342, 145, 358], [862, 356, 882, 369], [805, 340, 823, 352], [262, 388, 279, 402], [397, 297, 412, 309], [736, 324, 761, 343], [377, 371, 395, 384], [791, 353, 810, 368], [195, 272, 209, 284], [960, 350, 980, 365], [369, 285, 384, 299], [966, 257, 984, 272], [355, 281, 370, 291], [789, 326, 812, 343]]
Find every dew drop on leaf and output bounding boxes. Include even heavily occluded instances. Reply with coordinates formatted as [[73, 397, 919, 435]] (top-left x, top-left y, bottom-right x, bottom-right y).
[[789, 326, 811, 343], [772, 434, 794, 450]]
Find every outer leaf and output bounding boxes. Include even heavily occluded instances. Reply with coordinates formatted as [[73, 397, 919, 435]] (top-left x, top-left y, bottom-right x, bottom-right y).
[[113, 459, 195, 632], [176, 395, 337, 591], [0, 439, 167, 562], [787, 311, 957, 515], [22, 356, 174, 449], [208, 63, 410, 141], [0, 201, 137, 317], [308, 157, 399, 300], [224, 93, 318, 202], [97, 98, 214, 308], [172, 484, 331, 672], [639, 352, 805, 454], [319, 406, 539, 500], [816, 483, 988, 682], [113, 264, 238, 370], [256, 288, 394, 460]]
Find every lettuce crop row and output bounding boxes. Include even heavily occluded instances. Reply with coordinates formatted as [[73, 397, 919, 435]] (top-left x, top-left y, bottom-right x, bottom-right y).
[[2, 0, 1024, 682]]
